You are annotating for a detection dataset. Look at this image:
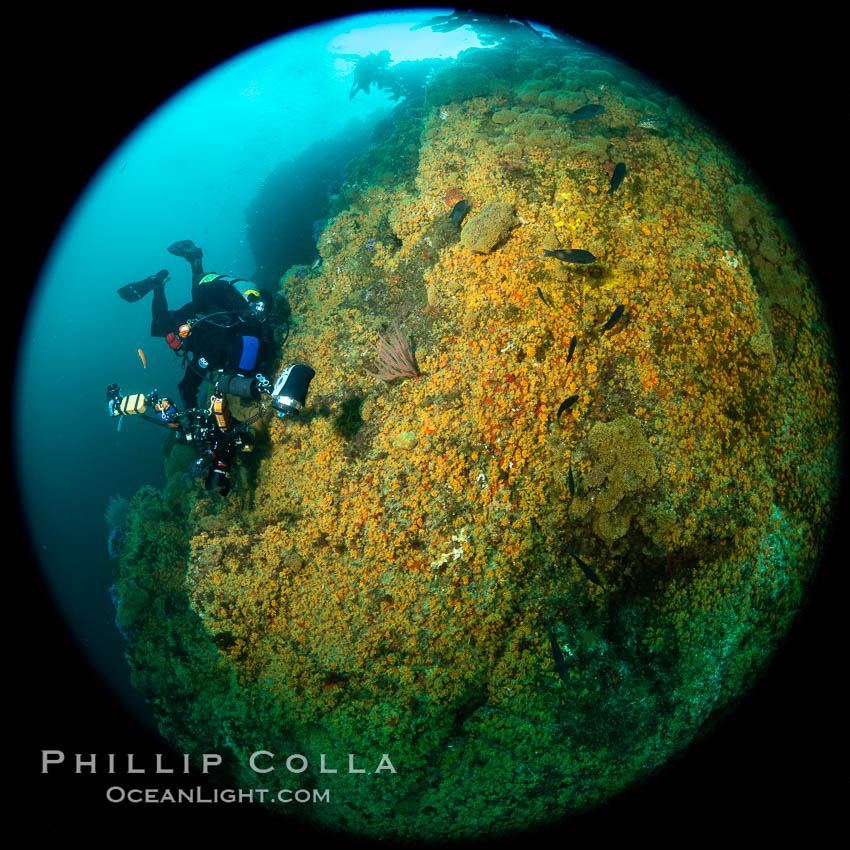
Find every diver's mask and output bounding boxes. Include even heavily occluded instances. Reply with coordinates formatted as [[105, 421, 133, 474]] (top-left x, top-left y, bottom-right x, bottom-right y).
[[246, 294, 266, 320]]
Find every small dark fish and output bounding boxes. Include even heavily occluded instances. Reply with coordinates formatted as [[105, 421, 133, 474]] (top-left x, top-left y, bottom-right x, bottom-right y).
[[601, 304, 625, 333], [546, 627, 571, 683], [568, 460, 575, 498], [536, 286, 553, 308], [566, 334, 577, 365], [542, 248, 597, 264], [566, 545, 603, 585], [556, 395, 579, 418], [607, 162, 627, 196], [450, 198, 469, 225], [568, 103, 605, 120]]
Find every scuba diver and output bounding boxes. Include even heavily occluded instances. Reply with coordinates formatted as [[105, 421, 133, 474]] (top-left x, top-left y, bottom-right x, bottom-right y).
[[112, 239, 315, 496], [119, 239, 277, 410]]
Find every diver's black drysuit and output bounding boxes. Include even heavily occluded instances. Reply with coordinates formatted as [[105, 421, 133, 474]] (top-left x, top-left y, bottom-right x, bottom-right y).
[[150, 254, 270, 409]]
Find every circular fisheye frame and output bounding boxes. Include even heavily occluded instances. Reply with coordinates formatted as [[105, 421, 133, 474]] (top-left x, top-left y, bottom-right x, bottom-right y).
[[19, 8, 841, 844]]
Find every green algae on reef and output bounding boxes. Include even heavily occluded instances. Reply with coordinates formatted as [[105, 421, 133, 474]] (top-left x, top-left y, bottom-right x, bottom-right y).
[[111, 35, 842, 843]]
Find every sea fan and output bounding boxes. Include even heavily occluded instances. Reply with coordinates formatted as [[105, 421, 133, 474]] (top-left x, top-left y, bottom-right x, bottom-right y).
[[104, 493, 129, 531], [366, 321, 420, 381], [107, 526, 125, 559]]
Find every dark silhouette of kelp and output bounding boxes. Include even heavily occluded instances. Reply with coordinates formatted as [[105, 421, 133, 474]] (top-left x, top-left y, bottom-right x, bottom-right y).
[[411, 10, 554, 46]]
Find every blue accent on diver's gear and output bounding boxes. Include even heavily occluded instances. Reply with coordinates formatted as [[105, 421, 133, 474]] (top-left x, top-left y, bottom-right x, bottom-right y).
[[238, 335, 259, 371]]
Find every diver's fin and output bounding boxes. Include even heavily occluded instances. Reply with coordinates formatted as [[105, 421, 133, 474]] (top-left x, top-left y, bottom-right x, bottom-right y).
[[167, 240, 202, 261], [117, 269, 169, 302]]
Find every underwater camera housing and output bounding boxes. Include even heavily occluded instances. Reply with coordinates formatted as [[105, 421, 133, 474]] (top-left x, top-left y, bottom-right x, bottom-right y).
[[269, 363, 315, 417]]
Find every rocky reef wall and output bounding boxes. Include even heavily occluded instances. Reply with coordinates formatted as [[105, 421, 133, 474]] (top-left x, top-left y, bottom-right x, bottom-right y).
[[112, 40, 841, 843]]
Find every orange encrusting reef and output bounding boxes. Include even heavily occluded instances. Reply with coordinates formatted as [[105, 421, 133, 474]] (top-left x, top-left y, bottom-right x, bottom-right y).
[[115, 40, 841, 843]]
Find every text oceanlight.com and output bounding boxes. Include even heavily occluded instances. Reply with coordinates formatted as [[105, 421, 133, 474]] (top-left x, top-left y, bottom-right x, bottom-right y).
[[106, 786, 329, 804]]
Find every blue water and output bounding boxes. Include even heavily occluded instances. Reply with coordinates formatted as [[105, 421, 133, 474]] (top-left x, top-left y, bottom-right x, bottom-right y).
[[14, 8, 488, 726]]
